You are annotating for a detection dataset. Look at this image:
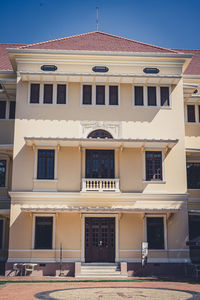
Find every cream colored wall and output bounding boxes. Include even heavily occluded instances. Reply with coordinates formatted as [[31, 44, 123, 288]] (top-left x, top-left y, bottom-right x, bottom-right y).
[[12, 76, 187, 193]]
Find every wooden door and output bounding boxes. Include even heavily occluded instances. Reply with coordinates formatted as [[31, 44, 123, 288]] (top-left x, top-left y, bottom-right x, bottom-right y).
[[85, 217, 115, 262]]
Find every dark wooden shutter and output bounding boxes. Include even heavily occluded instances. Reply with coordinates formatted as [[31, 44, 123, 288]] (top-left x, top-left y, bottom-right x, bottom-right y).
[[135, 86, 144, 106], [9, 101, 16, 119], [187, 105, 195, 122], [57, 84, 66, 104], [147, 217, 164, 249], [35, 217, 53, 249], [44, 84, 53, 104], [37, 150, 54, 179], [96, 86, 105, 105], [109, 86, 118, 105], [147, 86, 156, 106], [160, 87, 169, 106], [30, 84, 40, 103], [83, 85, 92, 105], [0, 101, 6, 119]]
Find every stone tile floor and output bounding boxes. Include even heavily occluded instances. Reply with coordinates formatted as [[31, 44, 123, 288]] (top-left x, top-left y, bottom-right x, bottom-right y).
[[0, 277, 199, 300]]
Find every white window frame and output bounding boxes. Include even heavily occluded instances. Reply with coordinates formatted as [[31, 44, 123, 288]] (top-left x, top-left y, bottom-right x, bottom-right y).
[[28, 82, 68, 106], [32, 214, 56, 250], [185, 102, 200, 124], [132, 85, 171, 108], [144, 214, 167, 250], [81, 83, 120, 107], [33, 147, 58, 181], [0, 155, 10, 188], [142, 148, 166, 183]]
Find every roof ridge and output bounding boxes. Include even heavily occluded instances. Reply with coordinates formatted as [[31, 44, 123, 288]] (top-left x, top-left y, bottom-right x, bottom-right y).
[[19, 31, 98, 49], [173, 48, 200, 52], [96, 31, 178, 53]]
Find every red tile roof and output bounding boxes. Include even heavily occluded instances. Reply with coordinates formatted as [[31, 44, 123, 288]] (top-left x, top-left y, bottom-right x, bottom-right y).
[[20, 31, 177, 53], [173, 49, 200, 75], [0, 44, 25, 71]]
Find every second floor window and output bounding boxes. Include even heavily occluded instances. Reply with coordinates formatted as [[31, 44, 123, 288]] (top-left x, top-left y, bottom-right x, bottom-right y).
[[0, 101, 16, 119], [187, 105, 195, 122], [44, 84, 53, 104], [134, 86, 170, 107], [30, 84, 40, 104], [145, 151, 162, 181], [187, 162, 200, 189], [37, 150, 55, 180], [82, 84, 119, 106], [147, 86, 157, 106], [29, 83, 67, 104], [0, 160, 6, 187]]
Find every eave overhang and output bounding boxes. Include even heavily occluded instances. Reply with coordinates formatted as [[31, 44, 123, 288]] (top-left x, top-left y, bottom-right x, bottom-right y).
[[24, 137, 178, 150]]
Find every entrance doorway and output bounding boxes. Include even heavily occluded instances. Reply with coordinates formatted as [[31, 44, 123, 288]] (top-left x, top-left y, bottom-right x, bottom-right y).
[[85, 217, 115, 262]]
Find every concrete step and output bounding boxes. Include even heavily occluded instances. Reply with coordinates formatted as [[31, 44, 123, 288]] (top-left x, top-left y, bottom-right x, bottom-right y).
[[76, 262, 127, 278]]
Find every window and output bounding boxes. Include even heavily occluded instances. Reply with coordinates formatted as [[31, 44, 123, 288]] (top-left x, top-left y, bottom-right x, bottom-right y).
[[0, 220, 3, 249], [147, 217, 164, 249], [0, 160, 6, 187], [147, 86, 156, 106], [109, 86, 118, 105], [57, 84, 66, 104], [83, 85, 92, 105], [37, 150, 54, 180], [160, 87, 169, 106], [187, 105, 195, 122], [187, 162, 200, 189], [88, 129, 113, 139], [145, 151, 162, 181], [96, 85, 105, 105], [30, 84, 40, 104], [44, 84, 53, 104], [34, 216, 53, 249], [9, 101, 16, 119], [0, 101, 6, 119], [134, 86, 143, 106]]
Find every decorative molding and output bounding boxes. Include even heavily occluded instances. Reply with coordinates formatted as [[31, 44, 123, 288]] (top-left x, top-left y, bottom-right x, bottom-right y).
[[80, 121, 121, 139]]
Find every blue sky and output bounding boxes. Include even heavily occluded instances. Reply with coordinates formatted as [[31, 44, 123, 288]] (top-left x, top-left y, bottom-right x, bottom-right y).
[[1, 0, 199, 49]]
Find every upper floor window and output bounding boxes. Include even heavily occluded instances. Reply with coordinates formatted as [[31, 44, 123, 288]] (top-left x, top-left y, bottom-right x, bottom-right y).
[[187, 105, 195, 122], [0, 160, 6, 187], [134, 86, 170, 107], [145, 151, 162, 181], [82, 84, 119, 106], [187, 162, 200, 189], [0, 101, 15, 119], [29, 83, 67, 105], [88, 129, 113, 139], [147, 217, 165, 249], [37, 150, 55, 180]]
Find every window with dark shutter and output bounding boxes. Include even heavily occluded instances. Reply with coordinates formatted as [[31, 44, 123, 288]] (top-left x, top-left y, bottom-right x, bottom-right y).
[[160, 87, 169, 106], [134, 86, 144, 106], [146, 151, 162, 181], [83, 85, 92, 105], [37, 150, 54, 180], [147, 217, 164, 249], [96, 86, 105, 105], [109, 86, 118, 105], [187, 162, 200, 189], [9, 101, 16, 119], [0, 160, 6, 187], [187, 105, 195, 122], [35, 217, 53, 249], [0, 220, 3, 249], [30, 84, 40, 103], [147, 86, 156, 106], [0, 101, 6, 119], [57, 84, 66, 104], [44, 84, 53, 104]]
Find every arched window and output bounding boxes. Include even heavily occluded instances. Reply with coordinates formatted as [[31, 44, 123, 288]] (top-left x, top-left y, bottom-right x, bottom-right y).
[[87, 129, 113, 139]]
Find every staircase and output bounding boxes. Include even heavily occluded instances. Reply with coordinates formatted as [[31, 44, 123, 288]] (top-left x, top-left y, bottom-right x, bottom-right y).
[[76, 263, 127, 278]]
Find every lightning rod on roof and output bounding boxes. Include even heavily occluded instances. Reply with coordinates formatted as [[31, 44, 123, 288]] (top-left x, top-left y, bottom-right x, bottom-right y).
[[96, 7, 99, 31]]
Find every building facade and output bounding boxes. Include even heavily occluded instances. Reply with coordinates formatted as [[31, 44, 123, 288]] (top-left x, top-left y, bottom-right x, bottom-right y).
[[0, 32, 200, 276]]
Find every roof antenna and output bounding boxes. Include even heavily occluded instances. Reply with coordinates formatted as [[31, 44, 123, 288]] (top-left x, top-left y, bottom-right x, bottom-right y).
[[96, 6, 99, 31]]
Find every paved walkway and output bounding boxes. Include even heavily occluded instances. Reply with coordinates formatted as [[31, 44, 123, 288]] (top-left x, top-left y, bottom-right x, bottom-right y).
[[0, 277, 200, 300]]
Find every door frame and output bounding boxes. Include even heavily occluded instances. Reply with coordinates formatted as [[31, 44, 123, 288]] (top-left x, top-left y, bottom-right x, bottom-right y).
[[81, 213, 119, 263]]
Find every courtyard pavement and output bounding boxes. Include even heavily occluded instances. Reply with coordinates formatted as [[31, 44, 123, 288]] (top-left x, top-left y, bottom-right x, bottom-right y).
[[0, 277, 200, 300]]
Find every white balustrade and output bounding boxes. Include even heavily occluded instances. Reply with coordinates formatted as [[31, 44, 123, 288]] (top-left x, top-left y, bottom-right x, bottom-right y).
[[82, 178, 120, 192]]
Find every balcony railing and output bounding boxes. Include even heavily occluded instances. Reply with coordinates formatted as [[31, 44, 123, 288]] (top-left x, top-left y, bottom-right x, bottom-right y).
[[82, 178, 120, 192]]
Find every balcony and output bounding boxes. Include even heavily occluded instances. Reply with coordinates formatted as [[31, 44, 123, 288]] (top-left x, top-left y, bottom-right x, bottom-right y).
[[82, 178, 120, 192]]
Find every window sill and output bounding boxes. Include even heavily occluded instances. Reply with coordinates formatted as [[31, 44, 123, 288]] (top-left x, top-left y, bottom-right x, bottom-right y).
[[143, 180, 166, 184], [33, 179, 58, 182], [187, 188, 200, 191], [0, 186, 8, 189]]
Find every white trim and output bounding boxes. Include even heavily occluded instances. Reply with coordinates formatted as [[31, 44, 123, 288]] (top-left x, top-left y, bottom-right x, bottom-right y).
[[119, 249, 189, 252], [9, 249, 80, 252], [7, 258, 80, 263], [144, 214, 168, 250], [32, 213, 56, 250], [81, 213, 119, 263], [119, 258, 191, 263], [80, 83, 120, 107]]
